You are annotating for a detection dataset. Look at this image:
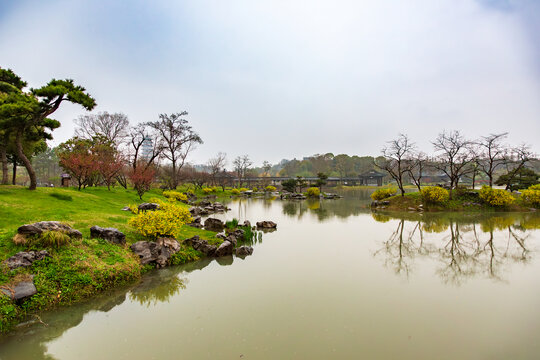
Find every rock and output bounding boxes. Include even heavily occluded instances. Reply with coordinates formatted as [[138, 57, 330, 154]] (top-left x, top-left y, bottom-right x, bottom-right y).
[[204, 217, 225, 232], [3, 250, 50, 270], [183, 236, 217, 256], [1, 277, 37, 302], [371, 200, 390, 207], [138, 203, 160, 211], [256, 221, 277, 229], [130, 238, 181, 268], [121, 206, 131, 211], [90, 226, 126, 245], [235, 246, 253, 257], [241, 220, 251, 228], [216, 232, 227, 240], [198, 199, 212, 207], [323, 193, 342, 199], [187, 216, 203, 228], [17, 221, 82, 239], [225, 235, 237, 247], [215, 241, 233, 257], [231, 228, 245, 239]]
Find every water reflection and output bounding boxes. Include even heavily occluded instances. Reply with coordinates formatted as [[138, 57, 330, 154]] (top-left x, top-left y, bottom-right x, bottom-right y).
[[0, 258, 221, 360], [373, 212, 539, 285]]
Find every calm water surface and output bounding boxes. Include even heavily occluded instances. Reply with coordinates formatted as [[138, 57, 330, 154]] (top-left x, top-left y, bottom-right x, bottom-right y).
[[1, 189, 540, 359]]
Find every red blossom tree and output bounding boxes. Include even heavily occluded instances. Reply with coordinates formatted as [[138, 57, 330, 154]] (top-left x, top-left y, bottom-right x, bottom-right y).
[[129, 163, 156, 199], [58, 137, 98, 190]]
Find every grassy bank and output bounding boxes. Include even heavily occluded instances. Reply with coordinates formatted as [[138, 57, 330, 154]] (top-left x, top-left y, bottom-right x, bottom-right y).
[[375, 190, 537, 212], [0, 186, 221, 333]]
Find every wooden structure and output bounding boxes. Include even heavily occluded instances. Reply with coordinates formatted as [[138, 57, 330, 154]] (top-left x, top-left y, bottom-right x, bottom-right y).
[[357, 170, 385, 186], [61, 173, 71, 187]]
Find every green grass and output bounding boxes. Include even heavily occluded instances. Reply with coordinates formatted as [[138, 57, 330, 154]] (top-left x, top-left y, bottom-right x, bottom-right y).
[[0, 185, 221, 333]]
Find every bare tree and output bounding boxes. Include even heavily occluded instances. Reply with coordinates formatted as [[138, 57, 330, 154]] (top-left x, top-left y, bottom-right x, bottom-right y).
[[75, 112, 129, 147], [432, 130, 474, 198], [262, 160, 272, 176], [127, 123, 162, 169], [207, 152, 227, 185], [476, 132, 509, 187], [377, 134, 415, 196], [233, 155, 253, 187], [406, 151, 427, 191], [147, 112, 202, 189], [499, 144, 534, 190]]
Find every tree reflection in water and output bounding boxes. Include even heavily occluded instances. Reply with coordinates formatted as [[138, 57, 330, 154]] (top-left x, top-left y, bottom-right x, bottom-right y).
[[373, 213, 539, 285]]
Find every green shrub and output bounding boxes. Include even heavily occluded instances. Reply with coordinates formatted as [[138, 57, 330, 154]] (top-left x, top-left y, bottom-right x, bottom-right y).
[[421, 187, 449, 204], [306, 187, 320, 197], [225, 218, 239, 230], [479, 186, 514, 207], [231, 189, 240, 195], [128, 199, 192, 239], [265, 185, 277, 192], [252, 187, 258, 192], [162, 190, 188, 202], [371, 188, 397, 201], [49, 192, 73, 201], [521, 185, 540, 207], [0, 296, 19, 333]]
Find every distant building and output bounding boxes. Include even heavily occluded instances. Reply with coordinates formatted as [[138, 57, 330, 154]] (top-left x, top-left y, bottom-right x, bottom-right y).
[[358, 170, 385, 186], [61, 173, 71, 187], [141, 135, 153, 161]]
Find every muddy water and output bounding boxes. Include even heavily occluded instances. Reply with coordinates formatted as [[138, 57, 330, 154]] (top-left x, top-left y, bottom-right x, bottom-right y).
[[1, 191, 540, 359]]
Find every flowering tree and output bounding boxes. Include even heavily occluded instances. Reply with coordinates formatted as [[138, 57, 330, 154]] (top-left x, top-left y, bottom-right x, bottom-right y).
[[129, 162, 156, 199], [57, 137, 98, 190]]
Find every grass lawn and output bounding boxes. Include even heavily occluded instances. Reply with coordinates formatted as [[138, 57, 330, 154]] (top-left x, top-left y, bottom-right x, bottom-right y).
[[0, 185, 221, 333]]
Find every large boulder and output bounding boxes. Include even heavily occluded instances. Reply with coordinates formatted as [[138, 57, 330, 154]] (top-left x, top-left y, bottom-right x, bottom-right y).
[[256, 221, 277, 229], [1, 277, 37, 302], [235, 246, 254, 257], [138, 203, 160, 211], [90, 226, 126, 245], [214, 240, 233, 257], [183, 235, 217, 256], [129, 238, 180, 268], [17, 221, 82, 239], [187, 216, 203, 228], [204, 218, 225, 232], [3, 250, 50, 270]]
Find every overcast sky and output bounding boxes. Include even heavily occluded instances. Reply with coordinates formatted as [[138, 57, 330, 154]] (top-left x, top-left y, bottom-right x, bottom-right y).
[[1, 0, 539, 166]]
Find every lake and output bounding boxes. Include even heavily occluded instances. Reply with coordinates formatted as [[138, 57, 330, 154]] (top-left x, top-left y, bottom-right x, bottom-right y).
[[1, 189, 540, 359]]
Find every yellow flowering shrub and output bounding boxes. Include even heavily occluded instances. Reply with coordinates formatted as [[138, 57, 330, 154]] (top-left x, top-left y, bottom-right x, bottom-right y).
[[306, 187, 320, 197], [239, 188, 249, 192], [128, 204, 139, 214], [371, 188, 397, 201], [202, 187, 214, 194], [521, 184, 540, 207], [479, 186, 514, 207], [421, 186, 449, 204], [231, 189, 240, 195], [162, 190, 188, 202], [129, 200, 192, 239], [265, 185, 277, 192]]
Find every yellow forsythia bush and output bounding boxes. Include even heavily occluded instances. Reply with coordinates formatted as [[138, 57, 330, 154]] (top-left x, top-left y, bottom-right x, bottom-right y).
[[239, 188, 249, 192], [371, 188, 397, 201], [231, 189, 240, 195], [520, 184, 540, 207], [162, 190, 188, 202], [202, 187, 214, 194], [306, 187, 320, 197], [421, 186, 449, 204], [265, 185, 277, 192], [129, 200, 192, 239], [479, 186, 514, 207]]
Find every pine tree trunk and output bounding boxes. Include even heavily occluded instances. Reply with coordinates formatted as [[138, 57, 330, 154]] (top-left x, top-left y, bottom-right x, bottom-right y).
[[15, 131, 37, 190], [12, 159, 17, 185], [0, 144, 8, 185]]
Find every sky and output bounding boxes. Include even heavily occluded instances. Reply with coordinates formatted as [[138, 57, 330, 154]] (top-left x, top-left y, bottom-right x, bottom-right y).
[[1, 0, 539, 166]]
